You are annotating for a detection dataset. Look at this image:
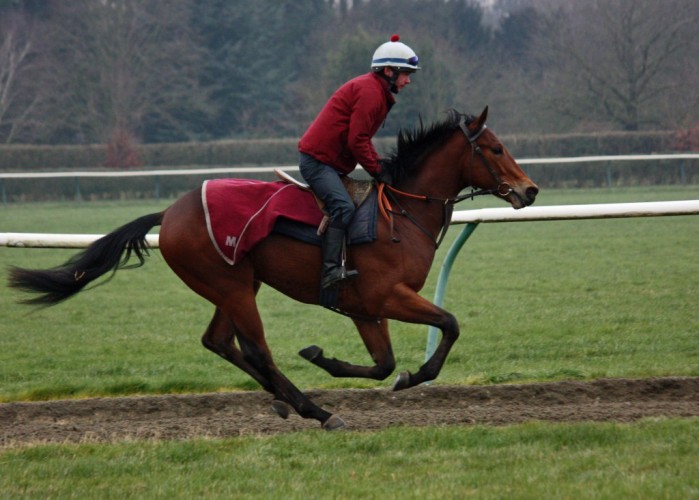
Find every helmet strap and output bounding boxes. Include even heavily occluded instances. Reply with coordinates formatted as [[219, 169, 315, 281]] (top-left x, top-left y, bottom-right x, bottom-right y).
[[378, 67, 400, 94]]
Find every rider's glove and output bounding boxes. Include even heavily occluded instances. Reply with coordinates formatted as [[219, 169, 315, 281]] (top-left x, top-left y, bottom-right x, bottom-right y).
[[373, 159, 393, 185]]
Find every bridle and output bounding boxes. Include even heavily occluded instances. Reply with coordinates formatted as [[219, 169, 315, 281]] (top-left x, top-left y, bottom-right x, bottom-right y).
[[378, 116, 514, 248], [457, 116, 514, 201]]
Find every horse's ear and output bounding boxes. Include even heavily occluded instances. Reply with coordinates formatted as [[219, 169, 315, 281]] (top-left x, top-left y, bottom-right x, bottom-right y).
[[477, 106, 489, 129]]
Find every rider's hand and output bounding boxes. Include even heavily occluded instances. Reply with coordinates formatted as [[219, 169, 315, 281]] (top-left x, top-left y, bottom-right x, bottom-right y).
[[374, 159, 393, 185]]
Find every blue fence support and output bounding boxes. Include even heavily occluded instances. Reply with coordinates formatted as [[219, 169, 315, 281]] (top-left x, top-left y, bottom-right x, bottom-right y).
[[424, 222, 480, 362]]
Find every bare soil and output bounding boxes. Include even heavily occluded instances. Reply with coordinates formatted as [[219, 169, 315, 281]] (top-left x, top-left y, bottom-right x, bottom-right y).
[[2, 377, 697, 447]]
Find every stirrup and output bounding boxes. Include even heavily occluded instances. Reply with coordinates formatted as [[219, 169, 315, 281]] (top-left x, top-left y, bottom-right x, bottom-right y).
[[321, 268, 359, 289]]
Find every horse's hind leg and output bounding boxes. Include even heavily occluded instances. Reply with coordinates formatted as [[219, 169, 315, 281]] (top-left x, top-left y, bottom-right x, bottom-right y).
[[299, 318, 396, 380], [221, 288, 345, 430], [201, 307, 275, 393], [203, 304, 293, 419]]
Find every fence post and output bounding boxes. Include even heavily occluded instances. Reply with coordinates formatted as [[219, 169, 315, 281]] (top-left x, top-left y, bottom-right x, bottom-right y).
[[425, 222, 480, 363], [680, 162, 687, 185]]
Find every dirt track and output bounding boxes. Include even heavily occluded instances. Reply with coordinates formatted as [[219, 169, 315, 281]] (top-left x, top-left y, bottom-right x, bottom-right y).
[[2, 377, 697, 447]]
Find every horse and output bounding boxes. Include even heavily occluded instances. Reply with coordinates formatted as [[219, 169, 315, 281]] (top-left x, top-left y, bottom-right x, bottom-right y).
[[8, 107, 538, 430]]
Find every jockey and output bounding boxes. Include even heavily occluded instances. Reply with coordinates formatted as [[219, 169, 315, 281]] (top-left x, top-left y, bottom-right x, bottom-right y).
[[299, 34, 420, 289]]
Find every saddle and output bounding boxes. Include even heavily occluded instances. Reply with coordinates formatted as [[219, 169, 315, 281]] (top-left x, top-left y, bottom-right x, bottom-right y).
[[274, 169, 374, 235]]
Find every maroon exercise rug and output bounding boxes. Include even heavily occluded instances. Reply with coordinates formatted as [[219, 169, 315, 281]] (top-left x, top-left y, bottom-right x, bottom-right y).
[[202, 179, 322, 265]]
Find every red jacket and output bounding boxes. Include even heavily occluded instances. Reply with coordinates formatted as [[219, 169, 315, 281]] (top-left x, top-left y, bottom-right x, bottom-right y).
[[299, 72, 395, 175]]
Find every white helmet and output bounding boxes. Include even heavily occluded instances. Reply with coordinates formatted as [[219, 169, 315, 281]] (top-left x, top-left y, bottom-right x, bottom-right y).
[[371, 34, 420, 73]]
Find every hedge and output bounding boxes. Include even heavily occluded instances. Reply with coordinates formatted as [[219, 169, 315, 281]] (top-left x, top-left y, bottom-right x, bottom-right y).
[[0, 130, 680, 172]]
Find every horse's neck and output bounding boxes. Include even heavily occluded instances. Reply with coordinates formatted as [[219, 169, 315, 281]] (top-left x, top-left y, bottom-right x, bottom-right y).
[[392, 135, 467, 239], [400, 134, 466, 200]]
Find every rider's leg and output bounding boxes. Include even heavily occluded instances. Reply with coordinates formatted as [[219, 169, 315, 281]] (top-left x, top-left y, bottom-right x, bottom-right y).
[[299, 153, 358, 288], [320, 219, 358, 288]]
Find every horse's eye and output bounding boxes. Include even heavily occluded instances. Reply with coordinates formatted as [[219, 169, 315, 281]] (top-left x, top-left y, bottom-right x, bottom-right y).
[[491, 146, 503, 155]]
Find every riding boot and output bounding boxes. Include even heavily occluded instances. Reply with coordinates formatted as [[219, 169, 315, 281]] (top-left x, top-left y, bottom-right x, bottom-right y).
[[321, 226, 358, 289]]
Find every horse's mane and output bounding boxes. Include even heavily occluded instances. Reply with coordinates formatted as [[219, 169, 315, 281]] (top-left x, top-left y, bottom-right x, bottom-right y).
[[382, 109, 475, 184]]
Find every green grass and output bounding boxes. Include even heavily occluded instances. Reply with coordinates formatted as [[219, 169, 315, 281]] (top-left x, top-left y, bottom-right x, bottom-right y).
[[1, 419, 697, 498], [1, 186, 698, 401]]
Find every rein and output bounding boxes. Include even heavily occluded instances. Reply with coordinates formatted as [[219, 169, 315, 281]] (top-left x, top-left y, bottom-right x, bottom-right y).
[[377, 117, 513, 248], [377, 183, 453, 248]]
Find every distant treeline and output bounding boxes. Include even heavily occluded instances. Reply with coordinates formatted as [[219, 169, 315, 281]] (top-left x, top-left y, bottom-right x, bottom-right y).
[[2, 0, 698, 148]]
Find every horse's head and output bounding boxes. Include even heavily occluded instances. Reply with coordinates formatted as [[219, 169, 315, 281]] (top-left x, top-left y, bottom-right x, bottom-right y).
[[383, 108, 538, 209], [459, 106, 538, 209]]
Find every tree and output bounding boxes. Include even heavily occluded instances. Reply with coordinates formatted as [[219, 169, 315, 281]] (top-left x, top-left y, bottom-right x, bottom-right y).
[[193, 0, 330, 138], [31, 0, 208, 145], [534, 0, 699, 131], [0, 9, 38, 143]]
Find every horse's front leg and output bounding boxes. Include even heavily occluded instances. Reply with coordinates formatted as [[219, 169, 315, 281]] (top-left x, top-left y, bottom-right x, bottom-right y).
[[299, 318, 396, 380], [382, 284, 460, 390]]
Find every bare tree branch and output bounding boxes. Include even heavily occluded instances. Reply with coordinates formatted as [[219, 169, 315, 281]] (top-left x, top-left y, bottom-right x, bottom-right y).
[[533, 0, 698, 131]]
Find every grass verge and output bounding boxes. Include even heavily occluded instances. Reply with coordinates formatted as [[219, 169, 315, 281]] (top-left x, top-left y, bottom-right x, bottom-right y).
[[1, 419, 697, 498]]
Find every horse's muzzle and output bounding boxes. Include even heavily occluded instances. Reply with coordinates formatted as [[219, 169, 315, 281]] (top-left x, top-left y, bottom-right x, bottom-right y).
[[509, 184, 539, 209]]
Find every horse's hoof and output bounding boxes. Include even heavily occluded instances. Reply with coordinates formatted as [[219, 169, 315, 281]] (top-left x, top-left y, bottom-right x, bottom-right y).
[[392, 371, 412, 391], [271, 400, 291, 419], [299, 345, 323, 362], [322, 414, 346, 431]]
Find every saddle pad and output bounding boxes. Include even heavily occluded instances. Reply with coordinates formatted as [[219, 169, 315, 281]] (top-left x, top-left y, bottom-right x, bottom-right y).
[[202, 178, 378, 266], [203, 179, 322, 265], [274, 189, 378, 246]]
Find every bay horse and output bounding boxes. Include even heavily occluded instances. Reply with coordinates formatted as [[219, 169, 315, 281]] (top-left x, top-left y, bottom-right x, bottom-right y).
[[9, 107, 538, 430]]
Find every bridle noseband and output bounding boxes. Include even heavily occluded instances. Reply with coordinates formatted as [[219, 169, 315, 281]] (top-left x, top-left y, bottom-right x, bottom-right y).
[[379, 116, 514, 248]]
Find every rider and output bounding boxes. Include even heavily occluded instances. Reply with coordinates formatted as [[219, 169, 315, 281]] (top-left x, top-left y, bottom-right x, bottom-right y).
[[298, 34, 420, 289]]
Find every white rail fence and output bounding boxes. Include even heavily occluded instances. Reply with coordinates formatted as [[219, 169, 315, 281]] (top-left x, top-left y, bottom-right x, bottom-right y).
[[2, 200, 699, 249]]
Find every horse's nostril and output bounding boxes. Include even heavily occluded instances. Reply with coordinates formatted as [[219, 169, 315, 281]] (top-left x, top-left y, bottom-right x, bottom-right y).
[[526, 186, 539, 201]]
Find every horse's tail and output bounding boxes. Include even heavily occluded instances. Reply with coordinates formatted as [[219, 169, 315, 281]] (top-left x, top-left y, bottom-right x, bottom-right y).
[[8, 212, 163, 307]]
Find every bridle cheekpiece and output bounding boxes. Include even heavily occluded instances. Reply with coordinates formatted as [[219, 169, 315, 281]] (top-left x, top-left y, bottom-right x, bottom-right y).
[[457, 116, 513, 200]]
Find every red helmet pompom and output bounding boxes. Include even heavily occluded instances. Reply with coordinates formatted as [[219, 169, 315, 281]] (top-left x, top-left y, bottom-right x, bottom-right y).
[[390, 34, 400, 42]]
